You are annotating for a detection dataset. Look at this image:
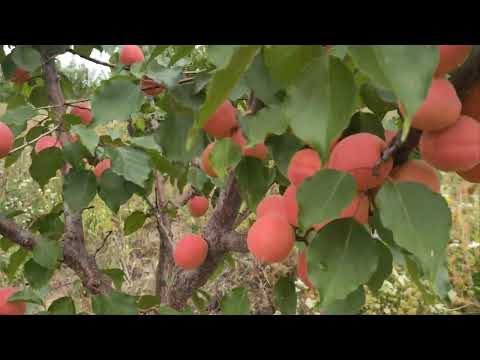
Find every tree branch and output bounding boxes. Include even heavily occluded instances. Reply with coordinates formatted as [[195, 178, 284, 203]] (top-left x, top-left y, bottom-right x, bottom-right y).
[[0, 217, 39, 250], [67, 48, 115, 69]]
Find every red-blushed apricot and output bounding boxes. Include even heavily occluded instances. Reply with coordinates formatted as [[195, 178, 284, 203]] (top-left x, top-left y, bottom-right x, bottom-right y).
[[287, 149, 322, 187], [11, 68, 31, 84], [461, 81, 480, 121], [119, 45, 145, 65], [93, 159, 111, 178], [247, 214, 295, 264], [141, 76, 165, 96], [328, 133, 393, 191], [435, 45, 472, 77], [201, 143, 217, 178], [297, 251, 313, 288], [400, 79, 461, 132], [385, 130, 397, 144], [283, 185, 298, 227], [231, 129, 268, 160], [458, 163, 480, 183], [70, 102, 93, 125], [391, 159, 441, 193], [419, 115, 480, 172], [256, 195, 288, 220], [188, 196, 209, 217], [203, 101, 238, 139], [34, 136, 62, 154], [173, 234, 208, 270], [0, 288, 26, 315], [0, 122, 14, 158]]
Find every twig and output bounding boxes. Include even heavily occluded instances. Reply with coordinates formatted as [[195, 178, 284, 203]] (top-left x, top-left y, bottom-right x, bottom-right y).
[[95, 231, 113, 259], [8, 125, 59, 155], [67, 48, 115, 69]]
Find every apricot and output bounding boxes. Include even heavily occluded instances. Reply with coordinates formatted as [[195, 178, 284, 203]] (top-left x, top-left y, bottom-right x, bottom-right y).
[[435, 45, 472, 77], [201, 143, 217, 178], [458, 163, 480, 183], [0, 288, 26, 315], [391, 159, 441, 193], [70, 102, 93, 125], [173, 234, 208, 270], [297, 251, 313, 288], [11, 68, 31, 84], [283, 185, 298, 227], [119, 45, 145, 65], [203, 100, 238, 139], [188, 196, 209, 217], [419, 115, 480, 172], [247, 214, 295, 263], [141, 76, 165, 96], [93, 159, 112, 178], [287, 149, 322, 187], [231, 129, 268, 160], [328, 133, 393, 191], [256, 195, 288, 220], [0, 122, 14, 158], [461, 81, 480, 121], [400, 79, 460, 131], [35, 135, 62, 154]]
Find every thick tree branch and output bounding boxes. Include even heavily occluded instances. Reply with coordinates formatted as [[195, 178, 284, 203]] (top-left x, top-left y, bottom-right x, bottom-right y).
[[220, 231, 248, 253], [0, 217, 39, 250]]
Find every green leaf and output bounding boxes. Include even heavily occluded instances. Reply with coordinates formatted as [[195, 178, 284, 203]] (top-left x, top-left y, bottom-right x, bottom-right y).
[[71, 125, 99, 156], [210, 139, 243, 179], [1, 104, 37, 137], [33, 238, 61, 270], [376, 181, 452, 280], [74, 45, 95, 57], [48, 297, 76, 315], [102, 268, 125, 290], [146, 45, 169, 65], [29, 147, 64, 188], [264, 45, 323, 87], [130, 136, 161, 152], [145, 62, 183, 89], [11, 46, 42, 72], [124, 211, 147, 236], [1, 209, 25, 219], [330, 45, 349, 60], [1, 54, 17, 80], [7, 288, 44, 306], [4, 137, 25, 168], [308, 218, 378, 305], [91, 291, 138, 315], [6, 247, 29, 280], [105, 146, 152, 188], [434, 263, 452, 303], [30, 208, 65, 241], [267, 133, 304, 178], [235, 157, 271, 211], [137, 295, 161, 311], [0, 237, 14, 252], [63, 170, 97, 212], [62, 140, 90, 170], [198, 45, 260, 129], [360, 83, 396, 117], [29, 86, 49, 108], [273, 276, 297, 315], [24, 259, 54, 289], [342, 112, 386, 140], [284, 56, 357, 161], [240, 106, 289, 147], [366, 240, 393, 293], [170, 45, 195, 66], [187, 166, 209, 191], [98, 171, 135, 213], [207, 45, 238, 69], [320, 286, 365, 315], [220, 287, 250, 315], [297, 169, 357, 230], [91, 76, 143, 126], [244, 50, 282, 105]]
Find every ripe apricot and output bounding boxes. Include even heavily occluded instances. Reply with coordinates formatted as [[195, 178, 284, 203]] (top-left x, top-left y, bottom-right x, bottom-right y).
[[435, 45, 472, 77], [174, 234, 208, 270], [297, 251, 313, 288], [247, 214, 295, 264], [70, 102, 93, 125], [391, 159, 441, 193], [0, 288, 26, 315], [287, 149, 322, 186], [188, 196, 209, 217], [283, 185, 298, 227], [93, 159, 111, 178], [231, 129, 268, 160], [419, 115, 480, 172], [401, 79, 461, 131], [461, 81, 480, 121], [201, 143, 217, 178], [256, 195, 288, 220], [11, 68, 31, 84], [328, 133, 393, 191], [458, 163, 480, 183], [203, 101, 238, 139], [35, 136, 62, 154], [0, 122, 14, 158], [141, 76, 165, 96], [119, 45, 144, 65]]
